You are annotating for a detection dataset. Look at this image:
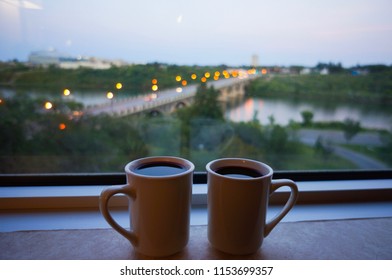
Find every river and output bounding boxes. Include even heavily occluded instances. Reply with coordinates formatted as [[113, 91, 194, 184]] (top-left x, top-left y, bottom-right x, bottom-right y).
[[225, 96, 392, 130]]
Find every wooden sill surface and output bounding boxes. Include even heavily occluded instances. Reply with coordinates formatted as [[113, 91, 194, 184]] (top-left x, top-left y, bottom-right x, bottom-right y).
[[1, 217, 391, 260]]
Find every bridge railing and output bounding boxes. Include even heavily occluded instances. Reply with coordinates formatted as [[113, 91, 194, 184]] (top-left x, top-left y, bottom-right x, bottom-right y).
[[86, 75, 260, 116]]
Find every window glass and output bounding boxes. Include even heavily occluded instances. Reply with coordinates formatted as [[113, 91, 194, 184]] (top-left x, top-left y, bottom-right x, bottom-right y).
[[1, 0, 391, 173]]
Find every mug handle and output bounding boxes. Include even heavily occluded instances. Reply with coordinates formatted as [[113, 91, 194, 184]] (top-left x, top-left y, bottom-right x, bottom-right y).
[[264, 179, 299, 237], [99, 184, 138, 245]]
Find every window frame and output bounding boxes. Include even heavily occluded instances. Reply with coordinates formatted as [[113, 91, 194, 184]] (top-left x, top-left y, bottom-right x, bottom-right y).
[[1, 170, 392, 207], [2, 170, 392, 186]]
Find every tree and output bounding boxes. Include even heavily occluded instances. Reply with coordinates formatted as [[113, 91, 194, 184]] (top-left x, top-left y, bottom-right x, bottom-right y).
[[191, 83, 223, 120], [301, 110, 314, 127], [314, 136, 334, 161], [315, 62, 345, 74], [343, 118, 361, 142], [175, 83, 224, 159]]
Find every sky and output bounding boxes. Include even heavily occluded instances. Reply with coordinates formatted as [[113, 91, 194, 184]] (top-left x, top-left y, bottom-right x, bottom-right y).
[[1, 0, 392, 67]]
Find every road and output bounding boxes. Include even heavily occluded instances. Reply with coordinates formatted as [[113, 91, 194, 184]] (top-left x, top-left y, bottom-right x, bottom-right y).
[[297, 129, 388, 169]]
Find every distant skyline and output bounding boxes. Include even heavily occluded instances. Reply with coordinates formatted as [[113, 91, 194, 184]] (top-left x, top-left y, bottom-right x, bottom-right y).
[[1, 0, 392, 67]]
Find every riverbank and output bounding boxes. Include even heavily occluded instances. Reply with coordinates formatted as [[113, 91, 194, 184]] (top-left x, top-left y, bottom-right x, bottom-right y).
[[246, 71, 392, 104], [0, 62, 228, 92]]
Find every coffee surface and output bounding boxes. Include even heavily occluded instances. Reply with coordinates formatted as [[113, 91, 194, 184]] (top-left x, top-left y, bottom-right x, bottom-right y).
[[134, 162, 187, 176], [215, 166, 263, 179]]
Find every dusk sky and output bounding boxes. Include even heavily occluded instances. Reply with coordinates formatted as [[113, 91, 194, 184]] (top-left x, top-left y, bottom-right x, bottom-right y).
[[1, 0, 391, 66]]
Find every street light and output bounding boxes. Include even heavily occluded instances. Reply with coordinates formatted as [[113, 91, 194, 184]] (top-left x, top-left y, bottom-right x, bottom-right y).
[[63, 89, 71, 96], [44, 101, 53, 110], [106, 92, 114, 100], [59, 123, 67, 130], [116, 83, 123, 90], [107, 92, 114, 113], [151, 78, 158, 92]]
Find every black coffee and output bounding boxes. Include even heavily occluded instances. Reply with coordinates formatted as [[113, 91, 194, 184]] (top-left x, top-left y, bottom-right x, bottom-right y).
[[134, 162, 187, 176], [215, 166, 263, 179]]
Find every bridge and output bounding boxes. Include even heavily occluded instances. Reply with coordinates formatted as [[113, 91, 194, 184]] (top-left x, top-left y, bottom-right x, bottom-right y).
[[85, 74, 258, 117]]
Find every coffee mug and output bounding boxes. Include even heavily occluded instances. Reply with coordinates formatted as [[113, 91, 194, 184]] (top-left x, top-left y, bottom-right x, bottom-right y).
[[99, 156, 194, 257], [206, 158, 299, 255]]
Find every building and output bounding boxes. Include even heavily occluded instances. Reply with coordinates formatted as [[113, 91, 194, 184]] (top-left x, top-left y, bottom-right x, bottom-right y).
[[28, 49, 67, 65], [28, 49, 125, 69], [251, 54, 259, 68]]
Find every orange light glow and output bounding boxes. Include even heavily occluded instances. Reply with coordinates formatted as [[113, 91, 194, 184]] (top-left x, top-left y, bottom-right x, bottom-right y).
[[44, 101, 53, 110], [261, 68, 268, 75], [116, 83, 123, 90], [247, 68, 256, 75], [239, 71, 246, 78], [175, 75, 182, 82], [213, 76, 219, 80], [191, 74, 197, 80], [59, 123, 66, 130], [72, 111, 82, 117], [214, 71, 220, 77], [201, 77, 207, 83], [152, 78, 158, 85], [63, 89, 71, 96], [181, 80, 187, 86]]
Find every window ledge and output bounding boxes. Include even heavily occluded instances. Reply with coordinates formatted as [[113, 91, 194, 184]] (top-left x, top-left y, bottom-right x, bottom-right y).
[[1, 179, 392, 210], [1, 179, 392, 232]]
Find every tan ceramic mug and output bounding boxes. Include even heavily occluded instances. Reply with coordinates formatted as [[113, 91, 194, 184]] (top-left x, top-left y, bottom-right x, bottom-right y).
[[206, 158, 299, 255], [99, 156, 194, 257]]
